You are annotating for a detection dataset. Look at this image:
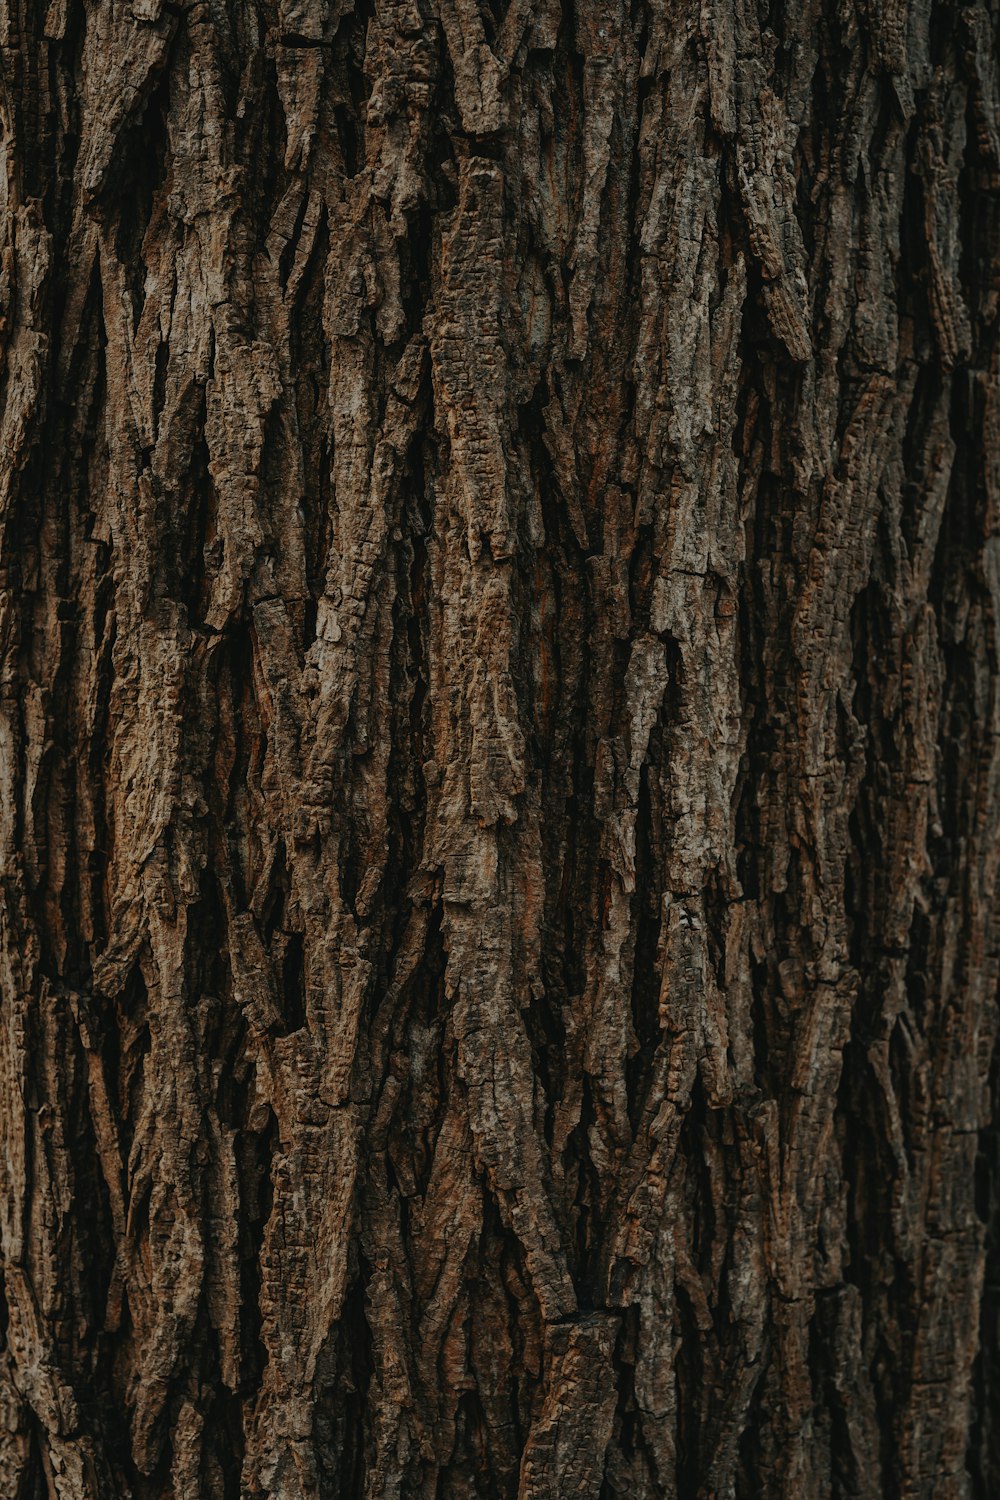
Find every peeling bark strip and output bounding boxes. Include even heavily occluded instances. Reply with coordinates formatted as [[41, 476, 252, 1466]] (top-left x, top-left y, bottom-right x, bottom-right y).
[[0, 0, 999, 1492]]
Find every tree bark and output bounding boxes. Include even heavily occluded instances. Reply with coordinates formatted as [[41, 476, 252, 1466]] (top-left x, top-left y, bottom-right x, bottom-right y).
[[1, 0, 999, 1494]]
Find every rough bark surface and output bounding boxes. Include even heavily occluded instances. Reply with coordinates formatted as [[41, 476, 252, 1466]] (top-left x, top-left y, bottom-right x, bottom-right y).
[[1, 0, 999, 1494]]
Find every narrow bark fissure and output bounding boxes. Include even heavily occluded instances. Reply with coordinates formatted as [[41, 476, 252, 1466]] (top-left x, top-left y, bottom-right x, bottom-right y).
[[237, 1103, 278, 1403], [312, 1250, 374, 1499]]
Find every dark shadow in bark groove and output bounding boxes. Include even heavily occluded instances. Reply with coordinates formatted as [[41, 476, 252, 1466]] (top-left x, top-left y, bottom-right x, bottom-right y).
[[567, 1076, 604, 1302], [218, 620, 266, 912], [111, 66, 172, 333], [237, 1103, 278, 1402], [313, 1256, 374, 1499], [22, 1419, 49, 1500], [173, 417, 218, 628], [626, 754, 664, 1127], [199, 1317, 247, 1500], [605, 1302, 658, 1498], [276, 930, 307, 1034], [104, 962, 152, 1171], [385, 901, 449, 1201]]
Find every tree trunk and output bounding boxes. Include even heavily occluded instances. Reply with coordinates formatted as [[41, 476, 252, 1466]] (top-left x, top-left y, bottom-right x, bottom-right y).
[[1, 0, 999, 1494]]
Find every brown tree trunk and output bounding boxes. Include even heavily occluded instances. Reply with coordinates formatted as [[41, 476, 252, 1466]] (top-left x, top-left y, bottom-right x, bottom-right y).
[[1, 0, 999, 1494]]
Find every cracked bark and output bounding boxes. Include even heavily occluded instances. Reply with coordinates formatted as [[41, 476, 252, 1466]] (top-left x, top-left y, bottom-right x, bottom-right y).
[[1, 0, 999, 1495]]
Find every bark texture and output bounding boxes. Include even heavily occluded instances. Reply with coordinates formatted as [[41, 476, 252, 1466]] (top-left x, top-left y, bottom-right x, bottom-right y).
[[1, 0, 1000, 1494]]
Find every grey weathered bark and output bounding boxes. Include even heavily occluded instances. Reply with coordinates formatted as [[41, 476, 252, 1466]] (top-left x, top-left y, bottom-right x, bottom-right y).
[[1, 0, 999, 1494]]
